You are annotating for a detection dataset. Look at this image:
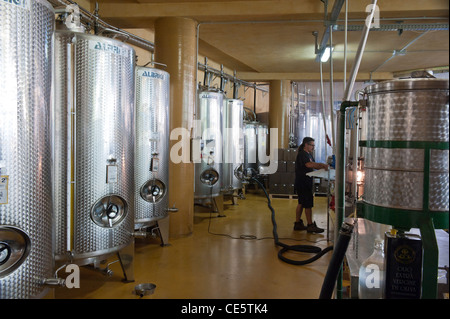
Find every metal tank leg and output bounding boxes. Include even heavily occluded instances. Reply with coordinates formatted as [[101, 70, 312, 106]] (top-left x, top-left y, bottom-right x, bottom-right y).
[[420, 218, 439, 299], [157, 217, 171, 247], [117, 241, 135, 283], [213, 195, 226, 217]]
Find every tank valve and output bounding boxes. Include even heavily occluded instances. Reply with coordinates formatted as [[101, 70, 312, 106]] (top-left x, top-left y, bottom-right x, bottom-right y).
[[166, 204, 178, 213], [133, 231, 149, 238], [42, 277, 66, 288]]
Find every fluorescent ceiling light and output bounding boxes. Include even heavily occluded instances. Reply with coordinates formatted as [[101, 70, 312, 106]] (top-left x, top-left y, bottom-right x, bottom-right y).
[[321, 46, 333, 62]]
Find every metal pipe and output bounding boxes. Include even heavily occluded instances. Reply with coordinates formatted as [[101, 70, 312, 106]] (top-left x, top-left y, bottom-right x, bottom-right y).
[[197, 62, 269, 93], [253, 82, 257, 114], [335, 0, 380, 288], [50, 0, 155, 52], [319, 61, 328, 146], [343, 0, 378, 101], [370, 31, 430, 74], [329, 25, 335, 153], [335, 101, 359, 299], [343, 0, 348, 92], [334, 23, 449, 32], [243, 107, 257, 121], [316, 0, 346, 61]]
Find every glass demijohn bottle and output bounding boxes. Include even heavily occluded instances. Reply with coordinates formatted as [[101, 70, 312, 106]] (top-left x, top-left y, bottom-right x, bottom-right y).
[[358, 238, 385, 299]]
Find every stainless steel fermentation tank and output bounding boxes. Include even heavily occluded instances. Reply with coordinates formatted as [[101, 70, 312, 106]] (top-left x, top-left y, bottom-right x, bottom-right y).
[[222, 99, 244, 192], [53, 24, 135, 278], [358, 78, 449, 298], [135, 66, 170, 227], [243, 121, 269, 174], [194, 90, 224, 198], [361, 79, 449, 219], [0, 0, 54, 299]]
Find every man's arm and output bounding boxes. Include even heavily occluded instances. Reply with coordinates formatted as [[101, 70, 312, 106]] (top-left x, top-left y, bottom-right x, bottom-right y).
[[305, 162, 329, 171]]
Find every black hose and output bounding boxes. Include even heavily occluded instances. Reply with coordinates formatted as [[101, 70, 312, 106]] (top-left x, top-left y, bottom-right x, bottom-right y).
[[251, 177, 333, 266], [319, 222, 354, 299]]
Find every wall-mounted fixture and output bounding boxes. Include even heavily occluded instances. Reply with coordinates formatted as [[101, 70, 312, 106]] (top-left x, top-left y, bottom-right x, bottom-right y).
[[321, 46, 334, 62]]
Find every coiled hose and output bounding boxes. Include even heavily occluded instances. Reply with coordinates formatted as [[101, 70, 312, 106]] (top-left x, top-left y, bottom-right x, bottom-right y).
[[251, 177, 333, 266]]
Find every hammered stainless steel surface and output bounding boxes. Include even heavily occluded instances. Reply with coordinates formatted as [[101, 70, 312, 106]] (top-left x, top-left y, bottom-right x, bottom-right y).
[[365, 79, 449, 142], [53, 31, 135, 262], [135, 67, 170, 224], [0, 0, 54, 299], [363, 79, 449, 212], [194, 91, 224, 198], [222, 99, 244, 192]]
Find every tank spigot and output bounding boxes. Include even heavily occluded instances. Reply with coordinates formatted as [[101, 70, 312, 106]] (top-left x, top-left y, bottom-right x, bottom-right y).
[[166, 204, 178, 213], [133, 231, 149, 238], [42, 277, 66, 288]]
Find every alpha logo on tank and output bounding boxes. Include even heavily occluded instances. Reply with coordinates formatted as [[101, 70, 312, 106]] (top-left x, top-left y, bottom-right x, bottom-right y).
[[2, 0, 31, 10]]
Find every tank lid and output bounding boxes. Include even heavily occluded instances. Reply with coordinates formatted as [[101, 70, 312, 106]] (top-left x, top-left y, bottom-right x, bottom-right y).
[[365, 78, 449, 94]]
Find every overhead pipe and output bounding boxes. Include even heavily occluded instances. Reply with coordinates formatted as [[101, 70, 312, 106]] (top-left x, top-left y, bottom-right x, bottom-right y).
[[316, 0, 346, 62], [343, 0, 378, 101], [331, 0, 378, 300], [370, 30, 430, 75], [49, 0, 155, 52], [329, 25, 335, 153], [197, 62, 268, 93], [334, 22, 449, 32], [319, 61, 328, 150]]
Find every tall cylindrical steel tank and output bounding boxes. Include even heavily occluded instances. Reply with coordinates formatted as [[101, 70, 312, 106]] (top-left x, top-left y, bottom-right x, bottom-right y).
[[243, 121, 269, 174], [194, 90, 224, 198], [256, 122, 269, 170], [222, 99, 244, 192], [135, 66, 170, 226], [243, 121, 258, 172], [53, 26, 136, 265], [0, 0, 54, 299], [361, 79, 449, 225]]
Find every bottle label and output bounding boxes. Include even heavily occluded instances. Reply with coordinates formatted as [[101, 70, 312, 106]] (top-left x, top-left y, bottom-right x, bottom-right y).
[[385, 234, 423, 299]]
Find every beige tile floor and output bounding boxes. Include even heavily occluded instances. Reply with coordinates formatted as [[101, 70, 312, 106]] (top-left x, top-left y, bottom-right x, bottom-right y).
[[53, 189, 335, 299]]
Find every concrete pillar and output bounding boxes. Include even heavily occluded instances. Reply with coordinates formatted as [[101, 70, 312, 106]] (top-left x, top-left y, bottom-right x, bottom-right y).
[[154, 17, 197, 238], [269, 80, 290, 149]]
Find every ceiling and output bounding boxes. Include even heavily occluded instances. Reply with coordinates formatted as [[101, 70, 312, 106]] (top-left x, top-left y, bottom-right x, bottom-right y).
[[81, 0, 448, 81]]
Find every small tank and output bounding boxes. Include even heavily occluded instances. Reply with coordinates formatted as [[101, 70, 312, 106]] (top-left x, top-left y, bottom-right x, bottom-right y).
[[194, 90, 224, 198], [134, 66, 170, 227], [222, 98, 244, 192]]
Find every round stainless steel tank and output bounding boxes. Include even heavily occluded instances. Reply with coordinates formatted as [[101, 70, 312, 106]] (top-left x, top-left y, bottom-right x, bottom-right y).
[[222, 99, 244, 192], [243, 121, 258, 172], [135, 66, 170, 226], [53, 28, 135, 264], [362, 78, 449, 214], [256, 122, 269, 170], [0, 0, 54, 299], [243, 121, 269, 173], [194, 90, 224, 198]]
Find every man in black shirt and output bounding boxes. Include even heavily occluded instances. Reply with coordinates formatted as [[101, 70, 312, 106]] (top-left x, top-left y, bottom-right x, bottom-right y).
[[294, 137, 328, 233]]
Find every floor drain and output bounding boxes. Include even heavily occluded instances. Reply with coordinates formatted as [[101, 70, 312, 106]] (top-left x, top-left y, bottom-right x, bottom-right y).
[[134, 283, 156, 297]]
